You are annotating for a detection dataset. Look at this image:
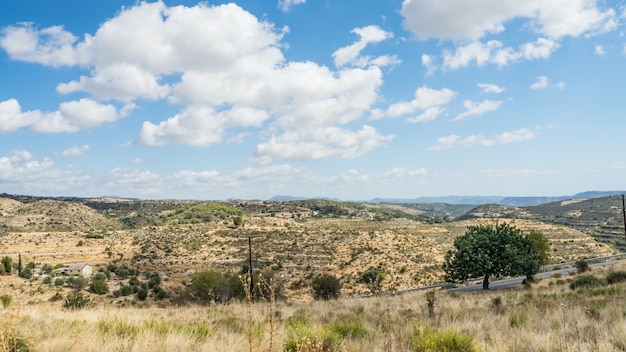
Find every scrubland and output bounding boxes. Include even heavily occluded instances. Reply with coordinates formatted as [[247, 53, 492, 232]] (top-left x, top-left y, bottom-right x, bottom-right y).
[[4, 264, 626, 351]]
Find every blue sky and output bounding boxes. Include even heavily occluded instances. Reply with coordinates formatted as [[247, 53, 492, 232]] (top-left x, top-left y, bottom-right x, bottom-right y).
[[1, 0, 625, 200]]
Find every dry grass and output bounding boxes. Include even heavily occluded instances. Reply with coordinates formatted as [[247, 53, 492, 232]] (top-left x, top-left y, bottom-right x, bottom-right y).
[[3, 267, 626, 351]]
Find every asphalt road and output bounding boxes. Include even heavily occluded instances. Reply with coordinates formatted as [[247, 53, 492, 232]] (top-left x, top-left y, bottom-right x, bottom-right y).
[[448, 258, 626, 292]]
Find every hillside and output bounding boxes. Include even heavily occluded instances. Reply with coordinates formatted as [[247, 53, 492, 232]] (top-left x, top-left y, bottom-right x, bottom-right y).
[[460, 195, 626, 251], [0, 197, 613, 300]]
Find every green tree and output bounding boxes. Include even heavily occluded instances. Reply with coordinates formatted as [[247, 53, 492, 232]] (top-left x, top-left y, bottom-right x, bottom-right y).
[[359, 267, 385, 295], [1, 256, 12, 275], [311, 274, 342, 300], [19, 267, 32, 279], [189, 270, 244, 304], [90, 279, 109, 295], [528, 230, 550, 266], [17, 253, 23, 276], [443, 223, 539, 290]]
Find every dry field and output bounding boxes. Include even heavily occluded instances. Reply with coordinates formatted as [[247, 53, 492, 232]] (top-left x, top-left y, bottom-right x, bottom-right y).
[[4, 264, 626, 351]]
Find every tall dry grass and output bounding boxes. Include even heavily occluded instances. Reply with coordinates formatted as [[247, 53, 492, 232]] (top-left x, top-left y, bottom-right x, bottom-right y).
[[4, 269, 626, 351]]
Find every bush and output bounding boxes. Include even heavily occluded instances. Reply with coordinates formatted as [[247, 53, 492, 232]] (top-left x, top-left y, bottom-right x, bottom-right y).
[[411, 326, 477, 352], [91, 272, 108, 282], [606, 271, 626, 284], [570, 274, 604, 290], [63, 291, 92, 310], [284, 323, 342, 352], [113, 284, 134, 297], [359, 267, 385, 295], [90, 280, 109, 295], [311, 274, 341, 300], [43, 275, 52, 285], [575, 260, 590, 273], [0, 294, 12, 308], [49, 292, 64, 302], [137, 288, 148, 301], [189, 270, 244, 304], [19, 267, 33, 279], [54, 277, 65, 286]]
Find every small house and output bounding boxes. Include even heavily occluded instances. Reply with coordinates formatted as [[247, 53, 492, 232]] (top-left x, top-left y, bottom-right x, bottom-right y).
[[55, 263, 93, 276]]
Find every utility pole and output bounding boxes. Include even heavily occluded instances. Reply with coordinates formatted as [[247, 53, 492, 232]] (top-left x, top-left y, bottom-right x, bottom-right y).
[[248, 237, 254, 298], [622, 195, 626, 243]]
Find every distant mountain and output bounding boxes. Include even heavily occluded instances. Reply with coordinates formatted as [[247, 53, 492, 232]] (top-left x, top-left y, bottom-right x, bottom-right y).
[[370, 191, 626, 207], [370, 196, 504, 205]]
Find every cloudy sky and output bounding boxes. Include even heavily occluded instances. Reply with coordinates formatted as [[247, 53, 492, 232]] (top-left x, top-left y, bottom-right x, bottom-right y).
[[1, 0, 625, 200]]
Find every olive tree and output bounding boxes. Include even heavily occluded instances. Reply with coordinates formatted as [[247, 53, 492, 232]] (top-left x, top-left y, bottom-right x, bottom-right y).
[[443, 223, 539, 290]]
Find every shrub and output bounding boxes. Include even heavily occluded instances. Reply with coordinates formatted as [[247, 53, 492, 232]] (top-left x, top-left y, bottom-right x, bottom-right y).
[[137, 288, 149, 301], [91, 272, 108, 282], [42, 275, 52, 285], [284, 323, 342, 352], [18, 267, 33, 280], [575, 260, 590, 273], [113, 284, 134, 297], [359, 267, 385, 295], [411, 326, 477, 352], [508, 311, 527, 328], [68, 275, 88, 290], [54, 277, 65, 286], [311, 274, 341, 300], [570, 274, 604, 290], [606, 271, 626, 284], [49, 292, 64, 302], [327, 315, 368, 339], [63, 291, 92, 310], [0, 294, 12, 308], [189, 270, 244, 304], [90, 280, 109, 295]]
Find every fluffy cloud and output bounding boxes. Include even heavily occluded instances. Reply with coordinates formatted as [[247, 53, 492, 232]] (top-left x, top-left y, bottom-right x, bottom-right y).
[[378, 86, 457, 122], [332, 25, 395, 67], [429, 128, 536, 150], [441, 38, 559, 70], [477, 83, 505, 94], [0, 2, 392, 161], [453, 99, 502, 121], [61, 145, 89, 157], [278, 0, 306, 12], [530, 76, 565, 90], [0, 98, 134, 134], [400, 0, 617, 40], [253, 125, 393, 161]]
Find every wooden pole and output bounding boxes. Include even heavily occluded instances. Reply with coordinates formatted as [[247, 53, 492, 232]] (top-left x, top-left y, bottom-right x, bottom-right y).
[[248, 237, 254, 298], [622, 195, 626, 243]]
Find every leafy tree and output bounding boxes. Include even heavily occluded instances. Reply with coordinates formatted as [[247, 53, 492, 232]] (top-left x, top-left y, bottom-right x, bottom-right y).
[[1, 256, 12, 275], [311, 274, 342, 300], [63, 291, 91, 310], [189, 270, 244, 304], [443, 223, 539, 290], [90, 279, 109, 294], [528, 231, 550, 266], [359, 267, 385, 295]]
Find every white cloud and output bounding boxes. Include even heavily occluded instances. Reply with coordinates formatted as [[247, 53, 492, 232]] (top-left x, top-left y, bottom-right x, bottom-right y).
[[0, 99, 41, 133], [477, 83, 505, 94], [253, 125, 393, 161], [595, 45, 605, 55], [400, 0, 618, 41], [441, 38, 559, 70], [382, 86, 457, 121], [384, 167, 427, 178], [429, 128, 536, 150], [530, 76, 565, 90], [0, 2, 393, 160], [453, 99, 502, 121], [421, 54, 437, 75], [0, 98, 134, 134], [278, 0, 306, 12], [61, 145, 89, 157], [332, 25, 394, 67]]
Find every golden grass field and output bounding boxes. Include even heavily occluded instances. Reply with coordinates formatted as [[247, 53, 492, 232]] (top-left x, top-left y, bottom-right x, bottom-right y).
[[4, 264, 626, 351]]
